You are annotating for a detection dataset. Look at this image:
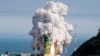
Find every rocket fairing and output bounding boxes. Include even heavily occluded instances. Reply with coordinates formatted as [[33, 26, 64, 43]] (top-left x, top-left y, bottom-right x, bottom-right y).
[[29, 1, 73, 56]]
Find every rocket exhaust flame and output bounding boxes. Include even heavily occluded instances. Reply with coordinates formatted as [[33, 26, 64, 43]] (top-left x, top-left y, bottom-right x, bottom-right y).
[[51, 44, 55, 56], [29, 1, 73, 56]]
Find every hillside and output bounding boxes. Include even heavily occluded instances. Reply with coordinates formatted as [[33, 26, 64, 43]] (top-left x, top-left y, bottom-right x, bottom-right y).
[[72, 29, 100, 56]]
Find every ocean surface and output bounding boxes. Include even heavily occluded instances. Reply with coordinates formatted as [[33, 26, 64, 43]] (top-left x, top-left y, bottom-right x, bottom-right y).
[[0, 35, 88, 56]]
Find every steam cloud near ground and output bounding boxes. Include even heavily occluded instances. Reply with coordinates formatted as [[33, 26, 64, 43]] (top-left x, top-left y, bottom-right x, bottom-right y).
[[29, 1, 73, 54]]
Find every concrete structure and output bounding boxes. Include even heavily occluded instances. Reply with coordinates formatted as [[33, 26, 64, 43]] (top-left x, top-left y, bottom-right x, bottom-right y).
[[1, 53, 33, 56]]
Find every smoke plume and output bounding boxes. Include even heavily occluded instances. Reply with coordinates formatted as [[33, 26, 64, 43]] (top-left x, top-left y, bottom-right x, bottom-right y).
[[29, 1, 73, 55]]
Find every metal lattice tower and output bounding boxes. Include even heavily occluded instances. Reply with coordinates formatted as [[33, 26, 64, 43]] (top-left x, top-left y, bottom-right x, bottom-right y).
[[74, 24, 77, 51]]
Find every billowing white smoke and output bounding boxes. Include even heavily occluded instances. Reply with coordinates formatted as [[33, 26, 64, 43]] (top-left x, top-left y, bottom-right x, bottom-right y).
[[29, 1, 73, 54]]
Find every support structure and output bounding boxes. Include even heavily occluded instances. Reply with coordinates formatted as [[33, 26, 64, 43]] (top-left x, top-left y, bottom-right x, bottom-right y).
[[74, 24, 77, 51]]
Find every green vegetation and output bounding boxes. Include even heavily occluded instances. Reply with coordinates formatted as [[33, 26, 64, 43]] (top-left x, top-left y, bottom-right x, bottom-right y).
[[72, 29, 100, 56]]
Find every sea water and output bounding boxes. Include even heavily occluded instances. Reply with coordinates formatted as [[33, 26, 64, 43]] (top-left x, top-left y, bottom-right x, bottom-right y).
[[0, 34, 87, 56]]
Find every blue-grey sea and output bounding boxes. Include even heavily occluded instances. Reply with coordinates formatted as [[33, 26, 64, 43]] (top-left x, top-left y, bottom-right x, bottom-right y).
[[0, 35, 88, 56]]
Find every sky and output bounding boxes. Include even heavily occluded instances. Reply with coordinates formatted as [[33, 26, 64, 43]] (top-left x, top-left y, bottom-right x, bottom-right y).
[[0, 0, 100, 39]]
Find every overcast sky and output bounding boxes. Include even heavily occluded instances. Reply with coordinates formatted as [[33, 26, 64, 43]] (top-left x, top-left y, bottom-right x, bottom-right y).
[[0, 0, 100, 39]]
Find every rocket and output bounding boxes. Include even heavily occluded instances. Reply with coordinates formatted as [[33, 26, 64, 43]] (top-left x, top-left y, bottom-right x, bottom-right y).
[[29, 1, 73, 56]]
